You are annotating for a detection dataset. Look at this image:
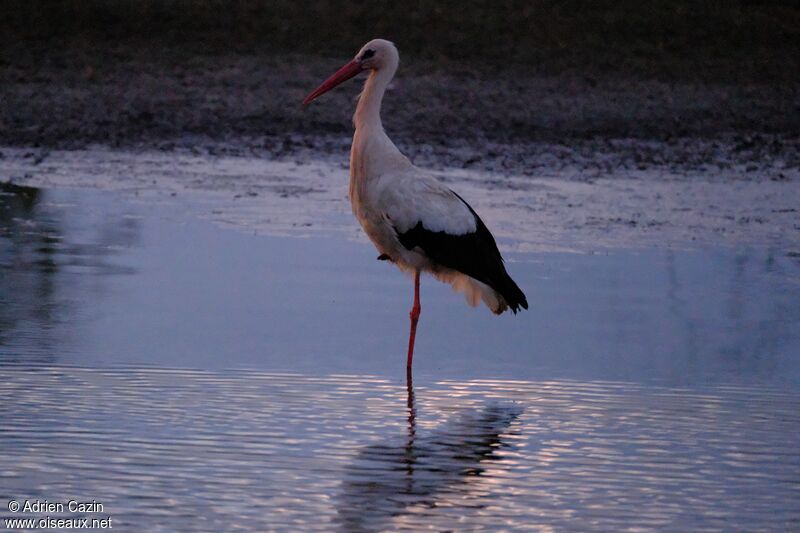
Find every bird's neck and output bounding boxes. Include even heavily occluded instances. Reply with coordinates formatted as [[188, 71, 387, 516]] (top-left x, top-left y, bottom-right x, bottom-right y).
[[350, 62, 408, 196], [353, 65, 393, 131]]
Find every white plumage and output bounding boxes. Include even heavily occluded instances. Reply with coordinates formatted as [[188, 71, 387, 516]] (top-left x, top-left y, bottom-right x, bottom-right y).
[[304, 38, 527, 368]]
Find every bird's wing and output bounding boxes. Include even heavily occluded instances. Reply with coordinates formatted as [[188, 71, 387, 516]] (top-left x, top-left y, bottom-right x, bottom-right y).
[[375, 170, 477, 236], [375, 169, 528, 313]]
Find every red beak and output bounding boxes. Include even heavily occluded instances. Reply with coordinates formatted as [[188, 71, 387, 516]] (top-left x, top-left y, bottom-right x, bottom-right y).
[[303, 59, 362, 105]]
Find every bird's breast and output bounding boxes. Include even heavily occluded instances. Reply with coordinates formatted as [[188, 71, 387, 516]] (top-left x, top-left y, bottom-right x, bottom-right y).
[[353, 200, 392, 248]]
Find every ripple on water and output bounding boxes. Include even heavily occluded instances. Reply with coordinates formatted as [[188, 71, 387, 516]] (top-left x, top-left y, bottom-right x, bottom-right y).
[[0, 366, 798, 531]]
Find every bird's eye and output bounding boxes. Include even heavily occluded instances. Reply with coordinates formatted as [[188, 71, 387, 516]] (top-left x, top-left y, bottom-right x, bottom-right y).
[[360, 49, 375, 61]]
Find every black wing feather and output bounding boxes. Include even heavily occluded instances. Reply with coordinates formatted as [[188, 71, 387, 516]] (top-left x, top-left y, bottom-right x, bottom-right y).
[[395, 192, 528, 313]]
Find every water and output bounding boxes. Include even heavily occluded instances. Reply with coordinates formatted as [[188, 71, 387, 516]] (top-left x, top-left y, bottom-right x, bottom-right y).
[[1, 183, 799, 531], [2, 368, 798, 531], [2, 184, 798, 385]]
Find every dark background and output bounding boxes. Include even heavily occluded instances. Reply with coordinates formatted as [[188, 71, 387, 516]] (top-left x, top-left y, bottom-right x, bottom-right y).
[[1, 1, 798, 173], [3, 1, 799, 77]]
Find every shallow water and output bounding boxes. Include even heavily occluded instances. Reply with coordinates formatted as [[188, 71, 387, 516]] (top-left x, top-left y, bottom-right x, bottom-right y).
[[1, 184, 799, 531], [2, 367, 799, 531]]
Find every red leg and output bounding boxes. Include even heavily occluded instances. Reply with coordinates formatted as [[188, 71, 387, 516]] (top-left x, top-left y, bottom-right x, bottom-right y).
[[406, 269, 421, 369]]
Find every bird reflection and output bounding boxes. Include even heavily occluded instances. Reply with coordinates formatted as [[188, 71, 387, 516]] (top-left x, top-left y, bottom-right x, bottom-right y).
[[337, 370, 522, 532]]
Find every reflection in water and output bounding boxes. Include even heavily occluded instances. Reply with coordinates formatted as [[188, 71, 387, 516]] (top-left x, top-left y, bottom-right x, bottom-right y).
[[0, 183, 139, 363], [0, 367, 798, 531], [0, 183, 59, 360], [0, 179, 797, 532], [0, 185, 798, 386], [337, 372, 522, 531]]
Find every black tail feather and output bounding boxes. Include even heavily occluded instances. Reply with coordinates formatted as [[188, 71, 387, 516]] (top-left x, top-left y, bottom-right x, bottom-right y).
[[396, 191, 529, 315], [496, 272, 528, 314]]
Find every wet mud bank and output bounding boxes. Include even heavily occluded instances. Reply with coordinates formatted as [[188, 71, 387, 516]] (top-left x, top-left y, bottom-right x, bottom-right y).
[[1, 43, 798, 180], [1, 41, 798, 252], [1, 146, 798, 254]]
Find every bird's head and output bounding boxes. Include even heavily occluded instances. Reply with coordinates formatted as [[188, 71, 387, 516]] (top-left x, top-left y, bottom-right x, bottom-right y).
[[303, 39, 398, 106]]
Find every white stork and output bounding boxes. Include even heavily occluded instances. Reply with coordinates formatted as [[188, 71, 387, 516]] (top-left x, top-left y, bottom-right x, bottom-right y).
[[304, 39, 527, 369]]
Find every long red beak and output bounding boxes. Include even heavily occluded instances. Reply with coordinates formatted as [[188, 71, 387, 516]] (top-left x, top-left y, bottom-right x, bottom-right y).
[[303, 59, 362, 105]]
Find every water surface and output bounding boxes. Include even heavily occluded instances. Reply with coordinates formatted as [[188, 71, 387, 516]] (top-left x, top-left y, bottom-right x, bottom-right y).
[[2, 367, 799, 531], [1, 184, 799, 531], [2, 184, 798, 384]]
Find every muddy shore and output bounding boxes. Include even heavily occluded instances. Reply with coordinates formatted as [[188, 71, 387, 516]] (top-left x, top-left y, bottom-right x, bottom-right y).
[[1, 42, 798, 180], [1, 34, 798, 253]]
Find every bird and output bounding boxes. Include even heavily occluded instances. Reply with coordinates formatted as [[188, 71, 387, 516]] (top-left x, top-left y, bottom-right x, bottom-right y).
[[303, 39, 527, 370]]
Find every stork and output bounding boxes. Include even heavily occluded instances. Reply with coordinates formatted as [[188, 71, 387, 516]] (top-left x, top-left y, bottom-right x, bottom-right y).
[[304, 39, 527, 370]]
